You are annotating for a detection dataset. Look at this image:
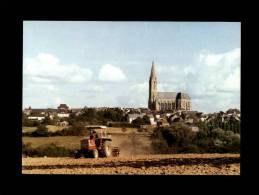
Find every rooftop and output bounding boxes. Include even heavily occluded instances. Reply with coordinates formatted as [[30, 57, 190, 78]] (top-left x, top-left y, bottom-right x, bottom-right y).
[[157, 92, 177, 99]]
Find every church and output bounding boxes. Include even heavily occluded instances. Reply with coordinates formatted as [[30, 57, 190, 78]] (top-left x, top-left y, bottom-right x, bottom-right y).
[[148, 61, 192, 112]]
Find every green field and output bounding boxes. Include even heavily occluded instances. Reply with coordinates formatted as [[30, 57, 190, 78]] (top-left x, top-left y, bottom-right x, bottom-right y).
[[22, 126, 143, 134], [22, 127, 37, 132], [22, 131, 152, 152], [22, 127, 152, 154], [23, 136, 83, 149], [22, 125, 65, 133]]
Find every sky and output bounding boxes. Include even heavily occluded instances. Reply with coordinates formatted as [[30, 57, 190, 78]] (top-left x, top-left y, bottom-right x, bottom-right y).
[[23, 21, 241, 113]]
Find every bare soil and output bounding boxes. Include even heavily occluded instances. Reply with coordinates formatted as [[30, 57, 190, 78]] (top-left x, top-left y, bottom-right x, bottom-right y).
[[22, 153, 240, 175]]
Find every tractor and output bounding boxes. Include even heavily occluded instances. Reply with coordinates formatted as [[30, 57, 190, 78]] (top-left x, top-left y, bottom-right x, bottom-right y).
[[74, 126, 120, 158]]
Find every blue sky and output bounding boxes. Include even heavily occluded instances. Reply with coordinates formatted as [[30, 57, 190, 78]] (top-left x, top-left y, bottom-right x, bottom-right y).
[[23, 21, 240, 113]]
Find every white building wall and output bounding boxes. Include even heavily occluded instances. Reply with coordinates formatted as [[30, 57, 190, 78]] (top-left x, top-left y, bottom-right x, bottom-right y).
[[57, 113, 70, 118], [28, 116, 45, 121]]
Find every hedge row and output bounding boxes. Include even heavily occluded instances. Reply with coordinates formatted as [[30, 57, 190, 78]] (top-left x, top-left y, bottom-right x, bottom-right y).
[[22, 142, 74, 157]]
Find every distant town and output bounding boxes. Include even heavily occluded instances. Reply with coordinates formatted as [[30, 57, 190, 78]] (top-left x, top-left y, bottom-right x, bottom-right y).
[[23, 103, 240, 132], [23, 61, 240, 131]]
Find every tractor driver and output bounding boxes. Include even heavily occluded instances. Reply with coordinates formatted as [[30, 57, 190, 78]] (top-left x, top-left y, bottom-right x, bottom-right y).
[[88, 135, 96, 149]]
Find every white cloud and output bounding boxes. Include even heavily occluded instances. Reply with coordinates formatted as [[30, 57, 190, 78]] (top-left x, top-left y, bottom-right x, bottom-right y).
[[83, 85, 104, 93], [24, 82, 58, 92], [23, 49, 240, 112], [194, 48, 240, 93], [53, 97, 65, 106], [23, 52, 93, 108], [117, 82, 148, 107], [30, 76, 51, 83], [24, 53, 93, 83], [189, 48, 240, 112], [98, 64, 126, 82], [129, 82, 148, 93], [150, 48, 240, 113]]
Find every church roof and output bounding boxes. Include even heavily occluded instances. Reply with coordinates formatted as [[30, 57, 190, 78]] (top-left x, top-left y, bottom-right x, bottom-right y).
[[157, 92, 177, 99], [157, 92, 191, 100], [176, 92, 191, 100]]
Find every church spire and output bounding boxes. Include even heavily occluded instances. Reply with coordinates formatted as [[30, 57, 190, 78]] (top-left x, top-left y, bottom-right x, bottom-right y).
[[149, 60, 158, 111], [150, 60, 156, 78]]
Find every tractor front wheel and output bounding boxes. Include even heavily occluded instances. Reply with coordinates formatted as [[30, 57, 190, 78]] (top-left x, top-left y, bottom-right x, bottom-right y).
[[103, 141, 112, 157], [92, 149, 99, 158]]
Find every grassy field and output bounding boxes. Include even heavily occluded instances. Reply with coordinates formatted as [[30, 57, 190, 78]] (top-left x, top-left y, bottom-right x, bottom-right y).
[[22, 126, 153, 154], [22, 127, 37, 132], [106, 127, 145, 134], [22, 125, 65, 133], [22, 126, 144, 134], [23, 136, 83, 149], [22, 131, 152, 154]]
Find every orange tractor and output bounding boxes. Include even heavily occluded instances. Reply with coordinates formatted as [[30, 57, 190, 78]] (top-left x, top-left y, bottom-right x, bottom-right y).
[[74, 126, 120, 158]]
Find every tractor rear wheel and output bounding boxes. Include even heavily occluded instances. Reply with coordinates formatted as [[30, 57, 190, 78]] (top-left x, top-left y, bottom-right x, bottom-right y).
[[74, 150, 81, 159], [103, 141, 112, 157]]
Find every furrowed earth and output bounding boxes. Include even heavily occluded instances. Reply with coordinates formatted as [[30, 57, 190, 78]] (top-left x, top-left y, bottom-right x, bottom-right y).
[[22, 154, 240, 175]]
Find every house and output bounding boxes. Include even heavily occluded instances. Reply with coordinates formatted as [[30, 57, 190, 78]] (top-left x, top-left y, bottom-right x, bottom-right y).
[[127, 113, 145, 123], [147, 114, 156, 125], [58, 104, 69, 112], [57, 113, 70, 118], [57, 104, 70, 117], [28, 115, 45, 121], [24, 104, 73, 119], [24, 106, 32, 115], [155, 114, 160, 119], [23, 106, 58, 117]]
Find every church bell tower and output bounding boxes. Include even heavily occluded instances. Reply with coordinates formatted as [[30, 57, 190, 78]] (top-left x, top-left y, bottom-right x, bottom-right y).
[[148, 61, 158, 110]]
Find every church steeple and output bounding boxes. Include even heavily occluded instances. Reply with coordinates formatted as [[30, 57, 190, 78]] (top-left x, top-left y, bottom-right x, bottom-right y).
[[148, 60, 158, 110], [150, 60, 156, 79]]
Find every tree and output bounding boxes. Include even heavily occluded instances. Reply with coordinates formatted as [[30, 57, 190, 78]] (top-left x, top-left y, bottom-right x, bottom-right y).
[[42, 116, 51, 125], [211, 128, 225, 139], [161, 123, 195, 147], [132, 117, 145, 128], [142, 115, 150, 124]]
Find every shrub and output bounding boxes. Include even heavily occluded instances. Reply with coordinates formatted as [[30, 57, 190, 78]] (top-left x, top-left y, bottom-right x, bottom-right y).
[[31, 125, 49, 137], [131, 117, 145, 128], [150, 123, 240, 154], [211, 128, 225, 139], [36, 143, 73, 157], [22, 142, 74, 157], [150, 128, 170, 154], [162, 123, 195, 147], [22, 142, 34, 156], [142, 115, 150, 124], [51, 124, 85, 136], [108, 122, 133, 128]]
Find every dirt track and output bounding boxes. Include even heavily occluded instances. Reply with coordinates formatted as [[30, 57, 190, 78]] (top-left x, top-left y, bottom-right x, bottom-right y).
[[22, 154, 240, 175]]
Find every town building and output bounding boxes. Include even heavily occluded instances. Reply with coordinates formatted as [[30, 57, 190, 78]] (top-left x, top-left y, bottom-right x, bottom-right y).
[[24, 104, 72, 119], [127, 113, 146, 123], [148, 61, 192, 112]]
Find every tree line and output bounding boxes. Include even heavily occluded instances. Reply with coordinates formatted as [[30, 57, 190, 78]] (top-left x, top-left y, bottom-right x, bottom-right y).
[[151, 122, 240, 154]]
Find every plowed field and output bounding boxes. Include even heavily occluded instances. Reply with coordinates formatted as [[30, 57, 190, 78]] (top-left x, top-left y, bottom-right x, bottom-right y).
[[22, 153, 240, 175]]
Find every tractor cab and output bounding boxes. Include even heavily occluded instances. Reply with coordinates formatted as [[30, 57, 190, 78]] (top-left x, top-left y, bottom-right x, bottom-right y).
[[88, 126, 111, 139]]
